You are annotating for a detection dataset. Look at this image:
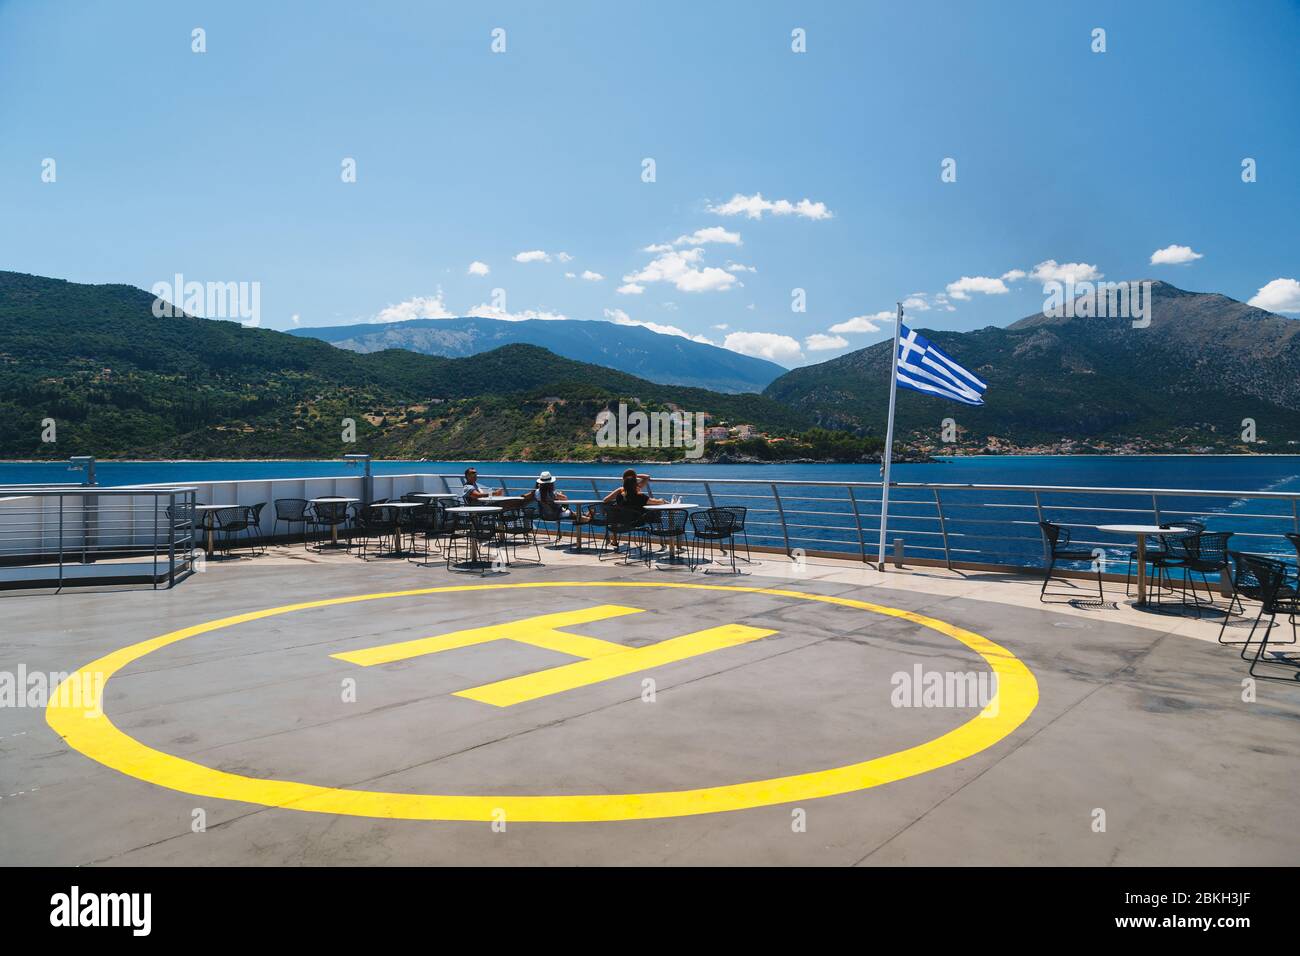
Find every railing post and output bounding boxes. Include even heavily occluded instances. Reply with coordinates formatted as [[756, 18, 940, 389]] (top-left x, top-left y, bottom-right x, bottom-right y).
[[703, 481, 716, 509], [1151, 493, 1162, 527], [1033, 491, 1046, 563], [846, 485, 867, 562], [168, 493, 177, 587], [57, 494, 64, 591], [152, 492, 159, 588], [770, 483, 791, 556], [933, 488, 952, 569]]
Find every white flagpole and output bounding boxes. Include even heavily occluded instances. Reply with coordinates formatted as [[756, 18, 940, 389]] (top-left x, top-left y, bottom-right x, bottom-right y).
[[876, 301, 904, 570]]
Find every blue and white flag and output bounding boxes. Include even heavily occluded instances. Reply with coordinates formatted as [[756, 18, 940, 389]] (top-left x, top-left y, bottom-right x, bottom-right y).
[[895, 324, 987, 406]]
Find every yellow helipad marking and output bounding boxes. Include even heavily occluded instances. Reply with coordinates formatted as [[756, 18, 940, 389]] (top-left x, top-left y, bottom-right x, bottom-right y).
[[332, 605, 644, 667], [333, 604, 777, 707], [46, 582, 1039, 823]]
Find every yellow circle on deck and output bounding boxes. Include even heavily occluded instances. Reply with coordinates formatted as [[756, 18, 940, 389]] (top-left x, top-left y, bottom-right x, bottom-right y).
[[46, 581, 1039, 822]]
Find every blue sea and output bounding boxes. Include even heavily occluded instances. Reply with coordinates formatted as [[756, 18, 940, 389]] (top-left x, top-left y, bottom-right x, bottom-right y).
[[4, 456, 1298, 567]]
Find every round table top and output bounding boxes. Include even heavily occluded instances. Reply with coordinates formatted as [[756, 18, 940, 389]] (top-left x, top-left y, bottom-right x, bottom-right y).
[[489, 495, 525, 502], [1098, 524, 1192, 534], [411, 492, 460, 498], [374, 501, 423, 508], [645, 502, 700, 510], [445, 505, 503, 513], [194, 504, 230, 510], [556, 498, 602, 505], [311, 497, 359, 504]]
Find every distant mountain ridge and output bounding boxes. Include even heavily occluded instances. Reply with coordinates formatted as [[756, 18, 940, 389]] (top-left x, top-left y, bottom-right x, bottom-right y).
[[763, 281, 1300, 451], [288, 315, 785, 393], [0, 271, 810, 459]]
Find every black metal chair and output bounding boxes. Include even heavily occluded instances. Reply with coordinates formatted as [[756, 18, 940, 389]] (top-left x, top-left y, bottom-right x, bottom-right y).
[[352, 504, 401, 559], [1126, 520, 1204, 597], [244, 502, 268, 555], [1037, 520, 1103, 602], [213, 506, 254, 557], [273, 498, 311, 548], [308, 501, 351, 549], [444, 509, 500, 575], [690, 508, 741, 574], [1287, 532, 1300, 563], [1234, 554, 1299, 682], [1171, 531, 1233, 615], [535, 498, 568, 548], [717, 505, 753, 563], [495, 505, 542, 566], [599, 505, 652, 566], [651, 508, 689, 566], [1220, 551, 1283, 645]]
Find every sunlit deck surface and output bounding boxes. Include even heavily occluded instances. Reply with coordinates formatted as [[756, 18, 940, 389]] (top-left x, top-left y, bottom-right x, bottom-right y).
[[3, 543, 1297, 866]]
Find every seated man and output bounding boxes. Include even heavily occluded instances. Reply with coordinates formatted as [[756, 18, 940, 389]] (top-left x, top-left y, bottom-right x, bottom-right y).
[[460, 467, 492, 504]]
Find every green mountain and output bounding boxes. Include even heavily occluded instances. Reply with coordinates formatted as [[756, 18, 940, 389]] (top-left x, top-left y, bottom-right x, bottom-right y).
[[0, 271, 810, 460], [763, 281, 1300, 452], [289, 315, 786, 394]]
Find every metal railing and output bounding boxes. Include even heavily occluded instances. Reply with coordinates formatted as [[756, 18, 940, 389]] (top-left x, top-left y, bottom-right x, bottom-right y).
[[448, 473, 1300, 573], [24, 469, 1292, 580], [0, 485, 198, 590]]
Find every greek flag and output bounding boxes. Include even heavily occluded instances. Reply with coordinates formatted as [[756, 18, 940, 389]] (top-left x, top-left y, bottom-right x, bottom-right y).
[[895, 324, 987, 406]]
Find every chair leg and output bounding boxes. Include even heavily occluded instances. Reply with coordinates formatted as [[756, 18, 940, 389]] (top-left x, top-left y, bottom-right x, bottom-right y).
[[1039, 558, 1055, 601]]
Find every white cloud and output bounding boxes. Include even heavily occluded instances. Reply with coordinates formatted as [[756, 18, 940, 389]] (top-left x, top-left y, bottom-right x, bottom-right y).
[[946, 276, 1010, 300], [829, 311, 894, 334], [373, 292, 455, 323], [556, 252, 573, 263], [623, 247, 737, 293], [676, 226, 742, 246], [713, 323, 729, 330], [901, 294, 929, 311], [1247, 278, 1300, 314], [805, 333, 849, 351], [580, 270, 603, 281], [466, 302, 568, 322], [1001, 269, 1026, 282], [513, 250, 551, 263], [726, 262, 757, 273], [1029, 259, 1103, 284], [617, 282, 645, 295], [564, 272, 576, 279], [723, 331, 803, 364], [603, 308, 713, 344], [467, 260, 490, 276], [709, 192, 833, 220], [1150, 244, 1204, 265]]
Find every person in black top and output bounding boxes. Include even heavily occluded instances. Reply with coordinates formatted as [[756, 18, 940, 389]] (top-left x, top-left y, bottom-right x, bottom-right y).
[[603, 470, 664, 547]]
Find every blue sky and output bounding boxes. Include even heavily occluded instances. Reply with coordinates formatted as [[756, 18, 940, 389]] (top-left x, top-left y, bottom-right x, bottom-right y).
[[1, 0, 1297, 368]]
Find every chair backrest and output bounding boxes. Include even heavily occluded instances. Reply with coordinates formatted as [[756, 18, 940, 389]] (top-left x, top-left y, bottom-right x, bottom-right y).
[[657, 509, 688, 534], [607, 505, 646, 532], [1037, 520, 1065, 551], [692, 508, 738, 536], [718, 505, 747, 530], [1186, 531, 1232, 563], [586, 503, 610, 528], [248, 502, 266, 524], [214, 506, 246, 530], [275, 498, 309, 520], [316, 501, 349, 522], [1286, 532, 1300, 560], [1238, 553, 1291, 610], [537, 499, 563, 521]]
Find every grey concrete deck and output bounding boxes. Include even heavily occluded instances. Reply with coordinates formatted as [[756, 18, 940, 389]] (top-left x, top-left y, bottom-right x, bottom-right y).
[[1, 543, 1297, 866]]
